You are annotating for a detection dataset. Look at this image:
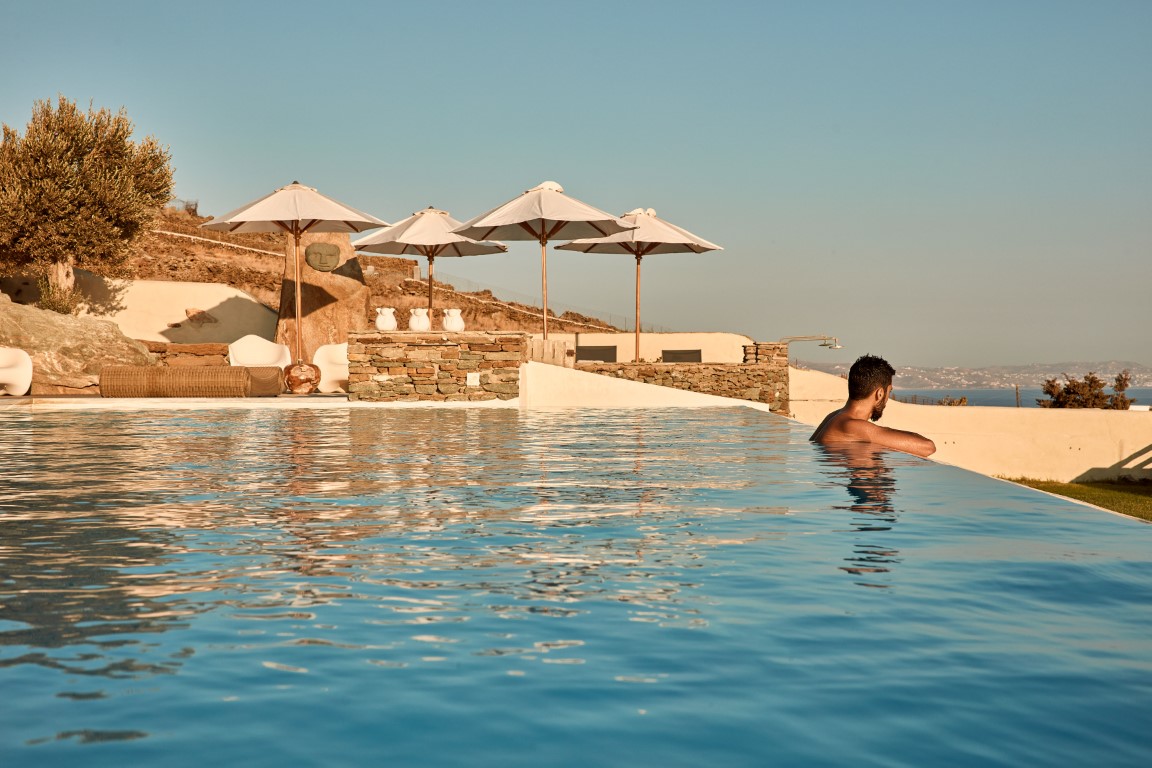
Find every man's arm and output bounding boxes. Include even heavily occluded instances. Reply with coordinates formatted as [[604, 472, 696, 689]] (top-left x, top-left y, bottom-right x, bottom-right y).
[[858, 421, 936, 457]]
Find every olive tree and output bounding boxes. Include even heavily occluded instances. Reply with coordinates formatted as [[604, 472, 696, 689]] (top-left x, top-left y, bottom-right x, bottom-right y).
[[0, 96, 173, 312], [1036, 370, 1133, 410]]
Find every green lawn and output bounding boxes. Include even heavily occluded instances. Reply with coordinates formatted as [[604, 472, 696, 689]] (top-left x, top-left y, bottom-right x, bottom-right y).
[[1007, 478, 1152, 523]]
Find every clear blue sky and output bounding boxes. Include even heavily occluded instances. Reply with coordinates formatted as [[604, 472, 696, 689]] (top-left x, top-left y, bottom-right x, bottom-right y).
[[3, 0, 1149, 367]]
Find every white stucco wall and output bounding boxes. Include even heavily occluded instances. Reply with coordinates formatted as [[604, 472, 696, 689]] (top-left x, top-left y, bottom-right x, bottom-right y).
[[520, 361, 773, 410], [76, 274, 277, 343], [542, 332, 754, 364]]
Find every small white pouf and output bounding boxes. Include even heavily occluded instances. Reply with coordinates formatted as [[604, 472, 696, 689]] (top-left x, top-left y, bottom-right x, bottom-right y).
[[0, 346, 33, 396]]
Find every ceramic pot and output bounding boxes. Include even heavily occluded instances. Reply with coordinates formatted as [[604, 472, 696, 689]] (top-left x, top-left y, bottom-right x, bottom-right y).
[[408, 307, 431, 332], [443, 308, 465, 332], [375, 307, 397, 331], [285, 362, 321, 395]]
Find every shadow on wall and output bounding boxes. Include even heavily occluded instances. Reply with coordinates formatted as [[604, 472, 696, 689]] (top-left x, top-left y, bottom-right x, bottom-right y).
[[1076, 443, 1152, 483], [158, 294, 277, 344], [1, 272, 278, 344], [76, 272, 131, 315], [0, 273, 131, 315]]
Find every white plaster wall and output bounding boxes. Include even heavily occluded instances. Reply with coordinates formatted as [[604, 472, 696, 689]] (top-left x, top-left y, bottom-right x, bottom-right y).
[[542, 332, 754, 363], [520, 361, 773, 410], [789, 366, 1152, 482], [76, 274, 277, 343]]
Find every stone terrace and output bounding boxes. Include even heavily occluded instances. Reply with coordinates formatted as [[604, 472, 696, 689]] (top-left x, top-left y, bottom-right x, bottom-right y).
[[347, 331, 527, 402]]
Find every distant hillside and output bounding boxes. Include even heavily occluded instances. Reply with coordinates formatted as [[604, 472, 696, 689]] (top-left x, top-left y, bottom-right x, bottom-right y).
[[794, 359, 1152, 388], [129, 207, 620, 334]]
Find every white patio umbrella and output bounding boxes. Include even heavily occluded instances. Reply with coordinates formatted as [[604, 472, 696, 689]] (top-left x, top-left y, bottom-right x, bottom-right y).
[[453, 181, 633, 338], [557, 208, 721, 362], [352, 207, 507, 314], [201, 181, 387, 366]]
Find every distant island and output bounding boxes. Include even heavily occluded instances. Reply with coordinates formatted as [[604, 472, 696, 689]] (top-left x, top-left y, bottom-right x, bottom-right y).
[[794, 360, 1152, 389]]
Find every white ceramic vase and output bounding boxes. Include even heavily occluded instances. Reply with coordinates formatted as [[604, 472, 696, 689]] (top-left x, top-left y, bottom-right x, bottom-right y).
[[443, 308, 465, 332], [408, 307, 431, 332], [375, 307, 397, 331]]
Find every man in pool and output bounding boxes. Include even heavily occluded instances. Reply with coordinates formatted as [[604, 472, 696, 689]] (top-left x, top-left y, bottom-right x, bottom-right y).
[[810, 354, 936, 457]]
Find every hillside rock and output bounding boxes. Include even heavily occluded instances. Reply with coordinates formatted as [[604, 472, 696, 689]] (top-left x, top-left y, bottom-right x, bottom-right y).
[[277, 232, 371, 363], [0, 293, 155, 395], [137, 208, 622, 336]]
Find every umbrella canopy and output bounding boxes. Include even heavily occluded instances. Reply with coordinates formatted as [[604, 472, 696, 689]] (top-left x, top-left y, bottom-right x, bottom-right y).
[[557, 208, 721, 362], [201, 182, 387, 365], [453, 181, 633, 338], [352, 207, 507, 314]]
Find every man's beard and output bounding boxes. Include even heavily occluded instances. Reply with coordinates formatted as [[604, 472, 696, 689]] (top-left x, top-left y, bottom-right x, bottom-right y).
[[871, 402, 886, 422]]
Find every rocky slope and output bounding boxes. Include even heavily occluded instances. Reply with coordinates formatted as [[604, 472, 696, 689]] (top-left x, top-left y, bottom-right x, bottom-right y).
[[131, 208, 620, 334]]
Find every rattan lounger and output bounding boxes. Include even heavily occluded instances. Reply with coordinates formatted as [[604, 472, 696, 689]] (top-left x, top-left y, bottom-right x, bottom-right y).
[[100, 366, 285, 398]]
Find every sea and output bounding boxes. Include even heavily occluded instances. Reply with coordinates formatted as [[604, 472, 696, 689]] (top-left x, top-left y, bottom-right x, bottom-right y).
[[894, 386, 1152, 408]]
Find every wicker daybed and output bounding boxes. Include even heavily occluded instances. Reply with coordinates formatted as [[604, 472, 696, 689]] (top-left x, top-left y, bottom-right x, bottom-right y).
[[100, 366, 285, 398]]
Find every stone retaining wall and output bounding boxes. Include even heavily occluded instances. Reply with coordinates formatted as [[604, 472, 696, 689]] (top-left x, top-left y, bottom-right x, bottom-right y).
[[134, 337, 790, 410], [141, 341, 229, 367], [347, 331, 528, 402], [576, 360, 789, 413]]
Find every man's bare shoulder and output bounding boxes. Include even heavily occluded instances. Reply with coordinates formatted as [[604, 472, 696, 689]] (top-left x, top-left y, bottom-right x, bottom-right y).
[[811, 410, 936, 457], [810, 409, 870, 444]]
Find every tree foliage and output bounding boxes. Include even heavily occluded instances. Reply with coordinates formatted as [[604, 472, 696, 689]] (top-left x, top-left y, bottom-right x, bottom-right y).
[[0, 96, 173, 311], [1036, 370, 1133, 409]]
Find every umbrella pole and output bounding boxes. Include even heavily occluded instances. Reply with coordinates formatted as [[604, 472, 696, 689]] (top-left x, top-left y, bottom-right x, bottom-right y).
[[293, 228, 303, 364], [635, 254, 642, 363], [427, 255, 435, 315], [540, 237, 549, 340]]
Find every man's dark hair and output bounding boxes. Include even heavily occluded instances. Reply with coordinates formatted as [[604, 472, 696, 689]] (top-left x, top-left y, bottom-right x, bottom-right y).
[[848, 354, 895, 400]]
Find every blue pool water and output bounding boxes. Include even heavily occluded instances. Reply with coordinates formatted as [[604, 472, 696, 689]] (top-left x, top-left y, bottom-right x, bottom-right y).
[[1, 407, 1150, 767]]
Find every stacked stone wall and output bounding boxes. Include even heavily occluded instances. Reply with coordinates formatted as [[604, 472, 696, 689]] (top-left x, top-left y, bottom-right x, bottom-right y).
[[743, 342, 788, 366], [141, 341, 229, 367], [576, 358, 789, 413], [347, 331, 528, 402]]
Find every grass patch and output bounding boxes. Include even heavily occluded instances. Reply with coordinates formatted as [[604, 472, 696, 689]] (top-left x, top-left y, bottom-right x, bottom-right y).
[[1006, 478, 1152, 522]]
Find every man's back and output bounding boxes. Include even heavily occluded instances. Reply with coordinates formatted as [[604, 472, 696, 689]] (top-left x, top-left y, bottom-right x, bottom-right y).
[[810, 407, 935, 457]]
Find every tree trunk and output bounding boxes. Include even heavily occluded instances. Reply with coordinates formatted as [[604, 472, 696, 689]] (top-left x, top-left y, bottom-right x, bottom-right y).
[[48, 259, 76, 294]]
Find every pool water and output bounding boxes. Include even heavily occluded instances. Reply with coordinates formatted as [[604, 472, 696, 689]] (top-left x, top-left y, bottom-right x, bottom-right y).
[[1, 408, 1149, 766]]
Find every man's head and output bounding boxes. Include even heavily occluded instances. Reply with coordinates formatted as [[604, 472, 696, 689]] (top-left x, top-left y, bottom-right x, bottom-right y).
[[848, 354, 895, 421]]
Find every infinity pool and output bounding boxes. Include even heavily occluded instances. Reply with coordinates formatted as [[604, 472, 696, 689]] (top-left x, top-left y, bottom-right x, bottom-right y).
[[1, 408, 1149, 766]]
